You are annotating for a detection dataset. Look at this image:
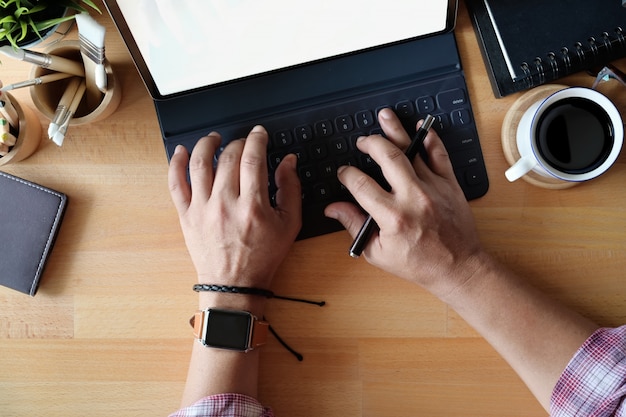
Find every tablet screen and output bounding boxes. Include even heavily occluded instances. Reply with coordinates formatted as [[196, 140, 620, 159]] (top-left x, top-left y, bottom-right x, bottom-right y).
[[107, 0, 456, 97]]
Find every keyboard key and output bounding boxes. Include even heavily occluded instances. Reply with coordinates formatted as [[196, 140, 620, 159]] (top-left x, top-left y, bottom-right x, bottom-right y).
[[355, 110, 375, 128], [432, 114, 450, 132], [350, 133, 366, 148], [449, 149, 481, 168], [295, 125, 313, 141], [319, 161, 336, 178], [291, 146, 308, 163], [313, 183, 332, 201], [395, 100, 415, 117], [299, 166, 317, 183], [330, 137, 349, 154], [337, 156, 358, 168], [310, 143, 328, 160], [444, 129, 476, 151], [451, 109, 471, 126], [268, 152, 285, 169], [465, 166, 486, 185], [360, 153, 377, 170], [332, 181, 351, 200], [315, 120, 334, 137], [274, 130, 293, 147], [416, 96, 436, 113], [335, 115, 354, 133], [437, 89, 466, 111], [369, 128, 385, 137]]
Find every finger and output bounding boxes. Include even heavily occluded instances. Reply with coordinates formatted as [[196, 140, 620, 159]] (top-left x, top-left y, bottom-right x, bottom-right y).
[[188, 134, 221, 202], [213, 138, 245, 197], [377, 108, 411, 151], [168, 144, 192, 214], [355, 134, 419, 192], [239, 125, 271, 203], [418, 128, 457, 182], [324, 200, 369, 238], [335, 164, 392, 219], [274, 154, 303, 235]]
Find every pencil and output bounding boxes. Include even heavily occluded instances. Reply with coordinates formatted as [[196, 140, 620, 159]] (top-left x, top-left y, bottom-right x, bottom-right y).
[[0, 95, 19, 128], [349, 115, 436, 258], [0, 118, 9, 133], [0, 131, 16, 146]]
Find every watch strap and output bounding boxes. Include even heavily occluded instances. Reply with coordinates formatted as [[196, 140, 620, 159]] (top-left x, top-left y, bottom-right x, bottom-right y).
[[250, 318, 269, 349], [191, 310, 205, 340]]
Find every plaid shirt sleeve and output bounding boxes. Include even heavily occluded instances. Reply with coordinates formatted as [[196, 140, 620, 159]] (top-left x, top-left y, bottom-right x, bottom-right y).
[[551, 325, 626, 417], [168, 393, 274, 417]]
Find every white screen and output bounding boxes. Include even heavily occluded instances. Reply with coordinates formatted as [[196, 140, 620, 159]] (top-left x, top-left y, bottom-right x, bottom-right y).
[[118, 0, 450, 96]]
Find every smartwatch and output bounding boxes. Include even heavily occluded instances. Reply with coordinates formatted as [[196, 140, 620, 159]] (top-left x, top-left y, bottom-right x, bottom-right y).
[[190, 308, 269, 352]]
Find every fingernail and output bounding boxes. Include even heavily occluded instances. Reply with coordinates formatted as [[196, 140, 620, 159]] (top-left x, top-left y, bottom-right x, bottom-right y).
[[337, 165, 348, 175], [324, 207, 338, 220], [174, 144, 185, 154], [286, 153, 298, 169], [379, 108, 393, 119], [251, 125, 266, 133]]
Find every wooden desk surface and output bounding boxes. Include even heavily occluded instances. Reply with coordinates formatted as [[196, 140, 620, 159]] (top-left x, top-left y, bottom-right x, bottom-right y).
[[1, 2, 625, 416]]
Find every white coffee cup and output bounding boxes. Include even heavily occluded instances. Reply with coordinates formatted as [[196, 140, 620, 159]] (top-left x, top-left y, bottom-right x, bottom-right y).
[[505, 87, 623, 182]]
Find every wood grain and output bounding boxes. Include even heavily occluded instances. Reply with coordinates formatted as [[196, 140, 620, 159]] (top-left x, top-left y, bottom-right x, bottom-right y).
[[1, 1, 625, 416]]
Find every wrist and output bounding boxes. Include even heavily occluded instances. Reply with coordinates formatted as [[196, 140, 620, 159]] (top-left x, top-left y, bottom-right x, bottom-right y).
[[198, 290, 268, 317], [197, 271, 274, 290], [435, 250, 498, 306]]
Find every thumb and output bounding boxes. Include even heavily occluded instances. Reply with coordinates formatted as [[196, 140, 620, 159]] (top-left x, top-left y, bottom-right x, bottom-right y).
[[274, 154, 303, 231], [324, 201, 369, 238]]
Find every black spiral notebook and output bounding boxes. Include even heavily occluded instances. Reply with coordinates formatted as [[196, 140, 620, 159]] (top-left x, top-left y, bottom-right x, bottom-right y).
[[467, 0, 626, 97], [0, 171, 68, 296]]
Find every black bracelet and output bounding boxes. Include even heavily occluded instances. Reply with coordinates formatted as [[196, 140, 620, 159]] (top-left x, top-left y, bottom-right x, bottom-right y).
[[193, 284, 326, 306], [193, 284, 275, 298]]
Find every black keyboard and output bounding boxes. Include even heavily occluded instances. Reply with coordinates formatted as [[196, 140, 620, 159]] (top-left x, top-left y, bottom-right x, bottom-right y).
[[167, 73, 489, 240]]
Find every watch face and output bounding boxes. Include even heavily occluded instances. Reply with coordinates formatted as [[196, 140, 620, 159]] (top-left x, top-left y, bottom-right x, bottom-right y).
[[204, 309, 252, 351]]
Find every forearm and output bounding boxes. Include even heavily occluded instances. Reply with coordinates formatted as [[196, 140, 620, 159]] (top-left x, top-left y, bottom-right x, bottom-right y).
[[180, 292, 267, 408], [441, 252, 599, 411]]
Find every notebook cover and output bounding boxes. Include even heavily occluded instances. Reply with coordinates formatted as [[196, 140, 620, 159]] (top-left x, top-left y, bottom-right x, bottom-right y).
[[0, 171, 68, 296], [466, 0, 626, 97]]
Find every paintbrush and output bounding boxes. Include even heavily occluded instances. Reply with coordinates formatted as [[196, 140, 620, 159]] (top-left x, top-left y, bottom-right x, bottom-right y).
[[75, 12, 107, 94], [48, 77, 81, 140], [0, 46, 85, 77], [52, 79, 87, 146], [0, 72, 74, 92]]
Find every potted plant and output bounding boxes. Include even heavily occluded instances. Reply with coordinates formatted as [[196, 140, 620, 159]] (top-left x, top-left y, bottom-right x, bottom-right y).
[[0, 0, 100, 49]]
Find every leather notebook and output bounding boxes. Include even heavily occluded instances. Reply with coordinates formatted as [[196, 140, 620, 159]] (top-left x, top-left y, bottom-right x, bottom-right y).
[[0, 171, 68, 296]]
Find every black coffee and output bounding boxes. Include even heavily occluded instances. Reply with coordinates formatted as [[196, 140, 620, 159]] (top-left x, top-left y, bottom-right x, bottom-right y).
[[536, 97, 614, 174]]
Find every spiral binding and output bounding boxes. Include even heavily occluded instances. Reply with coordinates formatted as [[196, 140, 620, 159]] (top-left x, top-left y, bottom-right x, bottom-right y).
[[518, 27, 626, 88]]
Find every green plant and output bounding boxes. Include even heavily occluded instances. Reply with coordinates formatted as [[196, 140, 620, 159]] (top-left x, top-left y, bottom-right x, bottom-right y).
[[0, 0, 101, 49]]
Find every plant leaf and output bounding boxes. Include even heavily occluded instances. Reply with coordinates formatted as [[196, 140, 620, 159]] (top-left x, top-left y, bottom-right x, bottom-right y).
[[33, 15, 75, 31], [21, 5, 47, 15]]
